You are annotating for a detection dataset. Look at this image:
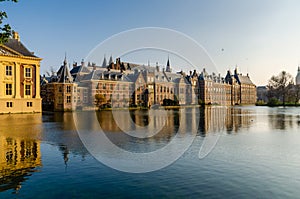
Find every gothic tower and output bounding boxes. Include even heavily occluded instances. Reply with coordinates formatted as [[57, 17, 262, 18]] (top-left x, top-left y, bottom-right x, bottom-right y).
[[296, 66, 300, 85]]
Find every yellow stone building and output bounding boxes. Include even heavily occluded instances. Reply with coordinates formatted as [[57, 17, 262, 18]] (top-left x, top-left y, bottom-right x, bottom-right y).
[[0, 32, 42, 114]]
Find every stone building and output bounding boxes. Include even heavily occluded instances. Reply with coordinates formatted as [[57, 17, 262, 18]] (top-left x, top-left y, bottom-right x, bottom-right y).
[[41, 58, 78, 111], [41, 57, 257, 111], [296, 66, 300, 85], [0, 32, 42, 114], [225, 68, 256, 105]]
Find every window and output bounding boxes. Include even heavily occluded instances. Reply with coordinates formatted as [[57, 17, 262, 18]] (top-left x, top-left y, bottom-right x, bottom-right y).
[[6, 66, 12, 76], [25, 85, 31, 96], [6, 84, 12, 95], [27, 102, 33, 107], [6, 102, 13, 107], [67, 96, 71, 103], [25, 68, 31, 78], [59, 86, 62, 92], [67, 86, 71, 93]]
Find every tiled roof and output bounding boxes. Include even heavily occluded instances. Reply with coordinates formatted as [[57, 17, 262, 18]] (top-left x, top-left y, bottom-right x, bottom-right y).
[[70, 65, 91, 74], [235, 74, 254, 85], [4, 38, 37, 58]]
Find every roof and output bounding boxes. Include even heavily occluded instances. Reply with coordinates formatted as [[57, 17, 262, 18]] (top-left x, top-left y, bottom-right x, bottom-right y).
[[4, 38, 37, 58], [70, 65, 91, 75], [57, 60, 73, 83], [235, 74, 255, 85]]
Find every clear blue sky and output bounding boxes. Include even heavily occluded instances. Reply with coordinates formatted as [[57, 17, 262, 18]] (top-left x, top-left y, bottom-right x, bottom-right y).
[[3, 0, 300, 85]]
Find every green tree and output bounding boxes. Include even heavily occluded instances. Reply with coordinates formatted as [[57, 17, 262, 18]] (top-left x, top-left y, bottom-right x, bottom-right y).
[[95, 94, 107, 108], [0, 0, 18, 44], [267, 71, 294, 105]]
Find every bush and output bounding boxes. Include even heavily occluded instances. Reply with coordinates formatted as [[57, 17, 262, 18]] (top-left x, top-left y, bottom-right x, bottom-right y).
[[267, 97, 281, 106], [255, 100, 267, 106], [163, 99, 179, 106]]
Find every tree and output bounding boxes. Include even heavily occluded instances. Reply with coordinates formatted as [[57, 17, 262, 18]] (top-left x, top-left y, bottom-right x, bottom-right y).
[[0, 0, 18, 44], [95, 94, 107, 108], [267, 71, 294, 105]]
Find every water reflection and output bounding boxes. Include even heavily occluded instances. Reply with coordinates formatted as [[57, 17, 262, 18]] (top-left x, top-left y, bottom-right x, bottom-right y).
[[42, 112, 89, 161], [268, 108, 300, 130], [199, 106, 253, 135], [95, 109, 182, 152], [1, 106, 300, 196], [0, 114, 42, 193]]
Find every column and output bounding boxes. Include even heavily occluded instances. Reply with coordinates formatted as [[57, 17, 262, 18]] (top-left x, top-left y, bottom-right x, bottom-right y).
[[35, 64, 40, 98], [15, 62, 21, 98]]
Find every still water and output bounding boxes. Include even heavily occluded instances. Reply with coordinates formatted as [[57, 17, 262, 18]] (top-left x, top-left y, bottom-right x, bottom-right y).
[[0, 106, 300, 198]]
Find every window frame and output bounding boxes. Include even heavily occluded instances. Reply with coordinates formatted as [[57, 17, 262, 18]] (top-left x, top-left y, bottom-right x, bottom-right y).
[[5, 84, 12, 95], [6, 65, 12, 76], [25, 84, 31, 96]]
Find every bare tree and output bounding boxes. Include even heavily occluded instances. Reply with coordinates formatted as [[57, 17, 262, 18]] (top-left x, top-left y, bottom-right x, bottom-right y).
[[267, 71, 294, 105]]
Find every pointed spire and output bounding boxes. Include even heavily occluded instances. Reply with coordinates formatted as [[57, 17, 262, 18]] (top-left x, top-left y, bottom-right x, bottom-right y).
[[166, 56, 172, 72], [63, 52, 67, 66], [109, 55, 113, 65], [102, 54, 107, 67], [57, 55, 73, 83]]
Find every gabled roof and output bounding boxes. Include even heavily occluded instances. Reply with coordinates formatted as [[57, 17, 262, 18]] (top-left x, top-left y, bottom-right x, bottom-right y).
[[235, 74, 254, 85]]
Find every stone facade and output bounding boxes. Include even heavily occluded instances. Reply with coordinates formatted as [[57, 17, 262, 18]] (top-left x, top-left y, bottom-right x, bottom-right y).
[[41, 57, 257, 111], [0, 32, 42, 114]]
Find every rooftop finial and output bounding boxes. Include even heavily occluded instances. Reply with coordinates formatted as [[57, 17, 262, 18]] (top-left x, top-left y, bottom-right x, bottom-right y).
[[13, 31, 20, 42], [63, 52, 67, 66]]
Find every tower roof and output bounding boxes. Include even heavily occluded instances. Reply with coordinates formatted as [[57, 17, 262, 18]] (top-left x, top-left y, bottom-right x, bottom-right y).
[[166, 57, 172, 72], [109, 55, 113, 65], [102, 55, 107, 67], [57, 58, 73, 83]]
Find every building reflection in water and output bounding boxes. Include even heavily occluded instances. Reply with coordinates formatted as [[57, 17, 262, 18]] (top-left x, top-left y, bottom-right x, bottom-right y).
[[0, 114, 42, 194], [267, 108, 300, 131], [93, 107, 252, 152], [199, 106, 252, 136], [42, 112, 89, 164]]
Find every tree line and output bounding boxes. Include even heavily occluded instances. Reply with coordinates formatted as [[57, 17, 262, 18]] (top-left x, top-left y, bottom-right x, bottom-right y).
[[265, 71, 300, 106]]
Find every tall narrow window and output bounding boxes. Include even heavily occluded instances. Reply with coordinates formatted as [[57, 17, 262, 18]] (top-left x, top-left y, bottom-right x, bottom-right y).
[[6, 66, 12, 76], [67, 96, 71, 103], [25, 85, 31, 96], [67, 86, 71, 93], [6, 84, 12, 95], [25, 68, 31, 78]]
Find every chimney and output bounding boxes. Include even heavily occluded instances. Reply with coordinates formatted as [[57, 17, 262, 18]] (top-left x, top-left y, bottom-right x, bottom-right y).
[[73, 62, 78, 68], [156, 62, 159, 72], [13, 31, 20, 42]]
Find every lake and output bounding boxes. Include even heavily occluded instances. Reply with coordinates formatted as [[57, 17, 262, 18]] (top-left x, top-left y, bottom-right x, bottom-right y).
[[1, 106, 300, 198]]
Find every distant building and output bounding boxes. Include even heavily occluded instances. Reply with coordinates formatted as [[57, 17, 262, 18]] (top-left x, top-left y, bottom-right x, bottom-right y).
[[41, 57, 257, 111], [41, 58, 78, 111], [296, 67, 300, 85], [256, 86, 268, 102], [0, 32, 42, 114]]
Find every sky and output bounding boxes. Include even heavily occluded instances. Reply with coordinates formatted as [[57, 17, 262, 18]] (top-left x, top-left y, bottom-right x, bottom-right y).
[[3, 0, 300, 86]]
